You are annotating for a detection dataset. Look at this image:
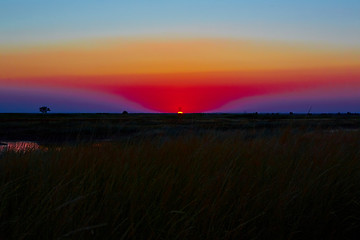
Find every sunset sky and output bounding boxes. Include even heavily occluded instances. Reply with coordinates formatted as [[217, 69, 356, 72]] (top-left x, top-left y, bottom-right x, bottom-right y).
[[1, 0, 359, 113]]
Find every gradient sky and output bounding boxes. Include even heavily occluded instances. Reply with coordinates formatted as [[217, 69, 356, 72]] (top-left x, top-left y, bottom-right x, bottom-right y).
[[1, 0, 360, 113]]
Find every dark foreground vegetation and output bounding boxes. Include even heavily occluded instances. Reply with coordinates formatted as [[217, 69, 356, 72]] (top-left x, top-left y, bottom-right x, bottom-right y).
[[1, 113, 360, 142], [1, 114, 360, 239]]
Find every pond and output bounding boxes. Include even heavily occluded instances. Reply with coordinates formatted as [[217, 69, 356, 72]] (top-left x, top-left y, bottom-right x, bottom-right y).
[[0, 140, 112, 153], [0, 141, 41, 152]]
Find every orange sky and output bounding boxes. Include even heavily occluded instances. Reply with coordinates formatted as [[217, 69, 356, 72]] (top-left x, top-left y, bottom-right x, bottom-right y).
[[1, 38, 360, 112], [2, 0, 360, 113], [1, 38, 359, 83]]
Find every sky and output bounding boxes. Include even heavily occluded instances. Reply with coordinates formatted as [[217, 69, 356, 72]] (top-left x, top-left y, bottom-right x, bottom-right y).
[[0, 0, 359, 113]]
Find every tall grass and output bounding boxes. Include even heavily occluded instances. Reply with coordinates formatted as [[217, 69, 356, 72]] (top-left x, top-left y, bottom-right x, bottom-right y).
[[1, 130, 360, 239]]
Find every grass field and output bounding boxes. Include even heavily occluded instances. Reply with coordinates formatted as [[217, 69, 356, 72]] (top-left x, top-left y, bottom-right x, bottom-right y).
[[1, 113, 359, 142], [1, 114, 360, 239]]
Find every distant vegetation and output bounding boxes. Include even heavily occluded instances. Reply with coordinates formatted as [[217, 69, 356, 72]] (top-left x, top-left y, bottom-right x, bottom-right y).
[[39, 106, 51, 114], [1, 113, 360, 143], [1, 128, 360, 239]]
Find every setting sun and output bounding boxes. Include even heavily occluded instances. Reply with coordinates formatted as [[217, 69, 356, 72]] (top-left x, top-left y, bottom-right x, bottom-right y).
[[178, 107, 183, 114]]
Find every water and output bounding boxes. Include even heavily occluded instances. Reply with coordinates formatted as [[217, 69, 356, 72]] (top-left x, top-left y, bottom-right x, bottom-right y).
[[0, 141, 41, 152], [0, 140, 109, 153]]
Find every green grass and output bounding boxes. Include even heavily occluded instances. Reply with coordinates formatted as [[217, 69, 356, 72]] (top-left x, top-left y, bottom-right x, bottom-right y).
[[1, 129, 360, 239]]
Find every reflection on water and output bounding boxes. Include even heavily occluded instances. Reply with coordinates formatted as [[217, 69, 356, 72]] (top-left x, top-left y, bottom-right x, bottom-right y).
[[0, 140, 112, 153], [0, 141, 41, 152]]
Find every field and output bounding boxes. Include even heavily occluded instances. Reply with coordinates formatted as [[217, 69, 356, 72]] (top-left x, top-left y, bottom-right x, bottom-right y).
[[1, 113, 360, 239], [1, 113, 360, 142]]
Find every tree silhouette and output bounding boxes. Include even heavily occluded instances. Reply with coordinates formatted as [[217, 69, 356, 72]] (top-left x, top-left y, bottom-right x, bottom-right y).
[[39, 106, 51, 114]]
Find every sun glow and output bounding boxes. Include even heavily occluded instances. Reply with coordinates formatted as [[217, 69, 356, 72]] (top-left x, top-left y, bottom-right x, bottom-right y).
[[178, 107, 183, 115]]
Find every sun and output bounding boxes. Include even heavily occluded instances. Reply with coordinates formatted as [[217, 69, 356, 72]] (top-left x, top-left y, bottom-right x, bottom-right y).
[[178, 107, 183, 115]]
